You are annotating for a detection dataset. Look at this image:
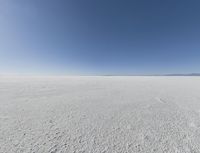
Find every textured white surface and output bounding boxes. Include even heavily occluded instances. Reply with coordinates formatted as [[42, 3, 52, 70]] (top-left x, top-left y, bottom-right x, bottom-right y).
[[0, 76, 200, 153]]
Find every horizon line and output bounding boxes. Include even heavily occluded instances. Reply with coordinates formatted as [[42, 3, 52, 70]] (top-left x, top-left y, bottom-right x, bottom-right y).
[[0, 73, 200, 77]]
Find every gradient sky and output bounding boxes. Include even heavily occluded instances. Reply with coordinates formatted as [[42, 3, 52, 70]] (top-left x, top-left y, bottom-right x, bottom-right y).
[[0, 0, 200, 75]]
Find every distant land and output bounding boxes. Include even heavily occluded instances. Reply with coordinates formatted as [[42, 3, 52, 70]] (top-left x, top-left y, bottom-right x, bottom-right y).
[[103, 73, 200, 76], [0, 73, 200, 77], [164, 73, 200, 76]]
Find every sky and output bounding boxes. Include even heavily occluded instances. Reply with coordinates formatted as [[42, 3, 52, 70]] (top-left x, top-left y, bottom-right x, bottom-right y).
[[0, 0, 200, 75]]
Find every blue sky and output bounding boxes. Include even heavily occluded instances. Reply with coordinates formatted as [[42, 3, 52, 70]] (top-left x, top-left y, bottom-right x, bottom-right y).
[[0, 0, 200, 75]]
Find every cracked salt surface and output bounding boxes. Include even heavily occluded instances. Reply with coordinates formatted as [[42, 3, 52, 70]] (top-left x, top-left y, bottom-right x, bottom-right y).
[[0, 76, 200, 153]]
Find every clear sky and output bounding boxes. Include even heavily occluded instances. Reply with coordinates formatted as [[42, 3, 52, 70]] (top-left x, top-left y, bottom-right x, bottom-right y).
[[0, 0, 200, 75]]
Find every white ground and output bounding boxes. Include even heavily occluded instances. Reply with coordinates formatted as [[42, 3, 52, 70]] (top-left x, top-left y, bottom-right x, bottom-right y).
[[1, 76, 200, 153]]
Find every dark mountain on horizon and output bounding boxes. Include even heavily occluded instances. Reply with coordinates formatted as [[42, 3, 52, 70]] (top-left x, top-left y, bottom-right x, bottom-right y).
[[164, 73, 200, 76], [102, 73, 200, 76]]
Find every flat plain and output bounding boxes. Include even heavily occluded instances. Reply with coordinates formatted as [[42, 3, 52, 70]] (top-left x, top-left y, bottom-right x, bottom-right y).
[[1, 76, 200, 153]]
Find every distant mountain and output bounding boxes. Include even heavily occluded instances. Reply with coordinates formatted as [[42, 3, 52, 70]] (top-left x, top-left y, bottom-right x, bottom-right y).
[[102, 73, 200, 76], [164, 73, 200, 76]]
